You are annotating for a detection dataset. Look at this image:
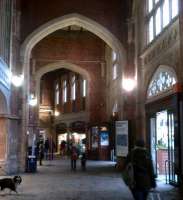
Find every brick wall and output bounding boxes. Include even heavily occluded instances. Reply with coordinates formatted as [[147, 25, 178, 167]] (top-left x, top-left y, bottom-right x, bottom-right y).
[[33, 31, 107, 123], [20, 0, 128, 44]]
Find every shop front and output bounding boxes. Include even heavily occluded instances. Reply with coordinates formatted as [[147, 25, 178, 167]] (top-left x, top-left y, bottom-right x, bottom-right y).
[[88, 123, 111, 160]]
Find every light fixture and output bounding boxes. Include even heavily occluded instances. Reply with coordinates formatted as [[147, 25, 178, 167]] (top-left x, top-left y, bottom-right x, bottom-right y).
[[54, 110, 60, 116], [122, 78, 136, 92], [11, 74, 24, 87], [29, 94, 37, 106]]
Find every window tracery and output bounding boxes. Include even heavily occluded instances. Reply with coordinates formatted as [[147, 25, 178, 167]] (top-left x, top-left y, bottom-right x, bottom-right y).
[[147, 67, 177, 98]]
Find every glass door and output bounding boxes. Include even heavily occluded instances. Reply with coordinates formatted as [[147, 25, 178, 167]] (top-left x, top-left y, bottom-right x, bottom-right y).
[[167, 110, 178, 185], [149, 110, 179, 184], [150, 116, 157, 176]]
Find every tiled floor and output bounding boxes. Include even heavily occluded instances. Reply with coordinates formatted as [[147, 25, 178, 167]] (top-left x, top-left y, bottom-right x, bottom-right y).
[[0, 159, 181, 200]]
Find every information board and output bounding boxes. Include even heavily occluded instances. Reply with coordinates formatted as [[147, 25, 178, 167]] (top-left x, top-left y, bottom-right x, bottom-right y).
[[115, 121, 128, 157]]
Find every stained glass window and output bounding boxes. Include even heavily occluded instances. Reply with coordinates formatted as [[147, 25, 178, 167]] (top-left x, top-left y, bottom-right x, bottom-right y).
[[147, 67, 177, 98]]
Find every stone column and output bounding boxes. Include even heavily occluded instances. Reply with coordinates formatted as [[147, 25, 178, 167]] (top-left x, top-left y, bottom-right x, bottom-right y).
[[179, 0, 183, 185]]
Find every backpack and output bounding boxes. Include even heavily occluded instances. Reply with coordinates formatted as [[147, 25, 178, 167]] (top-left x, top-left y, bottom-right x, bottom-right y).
[[122, 162, 135, 188], [72, 150, 78, 160]]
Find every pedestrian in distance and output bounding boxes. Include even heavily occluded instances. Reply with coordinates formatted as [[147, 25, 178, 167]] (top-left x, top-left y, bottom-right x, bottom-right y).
[[70, 145, 78, 171], [80, 152, 87, 171], [122, 139, 156, 200], [39, 143, 44, 166], [44, 138, 49, 160], [60, 140, 66, 158]]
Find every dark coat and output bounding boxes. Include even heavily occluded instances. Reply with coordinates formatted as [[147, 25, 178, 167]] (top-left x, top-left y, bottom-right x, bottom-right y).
[[125, 147, 156, 190]]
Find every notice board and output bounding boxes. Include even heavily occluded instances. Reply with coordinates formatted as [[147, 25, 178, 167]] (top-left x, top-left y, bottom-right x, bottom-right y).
[[115, 120, 128, 157]]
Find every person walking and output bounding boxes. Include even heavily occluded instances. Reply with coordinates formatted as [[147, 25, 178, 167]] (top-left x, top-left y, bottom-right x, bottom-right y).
[[39, 143, 44, 166], [60, 140, 66, 158], [44, 138, 49, 160], [123, 139, 156, 200], [70, 145, 78, 170], [80, 152, 87, 171]]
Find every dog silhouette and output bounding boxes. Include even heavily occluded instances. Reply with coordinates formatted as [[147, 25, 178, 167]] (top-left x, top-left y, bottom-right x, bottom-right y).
[[0, 176, 22, 193]]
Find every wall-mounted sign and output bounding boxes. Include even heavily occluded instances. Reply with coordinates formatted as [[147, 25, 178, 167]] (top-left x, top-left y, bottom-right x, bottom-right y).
[[100, 131, 109, 146], [115, 121, 128, 157]]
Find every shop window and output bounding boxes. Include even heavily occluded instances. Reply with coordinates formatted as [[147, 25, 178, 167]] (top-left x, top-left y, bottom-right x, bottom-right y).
[[147, 66, 177, 98], [146, 0, 179, 44]]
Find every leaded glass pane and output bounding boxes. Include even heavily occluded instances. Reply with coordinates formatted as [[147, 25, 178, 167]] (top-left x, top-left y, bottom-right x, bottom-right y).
[[155, 7, 161, 35], [172, 0, 178, 19], [149, 17, 154, 42], [148, 0, 153, 12], [163, 0, 170, 28], [147, 70, 176, 98]]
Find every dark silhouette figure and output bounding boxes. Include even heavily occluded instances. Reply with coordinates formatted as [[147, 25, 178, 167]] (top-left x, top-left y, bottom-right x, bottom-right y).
[[44, 138, 49, 160], [124, 140, 156, 200], [70, 145, 78, 170], [39, 143, 44, 166], [60, 140, 66, 157], [81, 152, 87, 171]]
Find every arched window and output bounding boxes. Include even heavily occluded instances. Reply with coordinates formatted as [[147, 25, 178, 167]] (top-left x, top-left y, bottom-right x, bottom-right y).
[[112, 51, 118, 80], [63, 80, 67, 103], [147, 66, 177, 98], [55, 83, 59, 105], [82, 79, 86, 97], [71, 75, 76, 100], [112, 101, 118, 114]]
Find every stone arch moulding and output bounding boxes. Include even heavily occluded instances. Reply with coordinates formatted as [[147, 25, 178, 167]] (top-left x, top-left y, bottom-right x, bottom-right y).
[[145, 65, 178, 101], [35, 61, 91, 108], [21, 13, 126, 63]]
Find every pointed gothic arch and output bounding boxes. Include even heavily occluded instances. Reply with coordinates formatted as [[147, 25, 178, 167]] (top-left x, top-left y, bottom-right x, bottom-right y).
[[35, 61, 91, 108], [19, 14, 127, 168]]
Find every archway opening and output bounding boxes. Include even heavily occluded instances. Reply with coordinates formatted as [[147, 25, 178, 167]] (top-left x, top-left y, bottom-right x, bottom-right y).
[[21, 13, 126, 168]]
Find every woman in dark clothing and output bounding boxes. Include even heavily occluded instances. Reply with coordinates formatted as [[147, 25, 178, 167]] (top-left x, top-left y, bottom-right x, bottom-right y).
[[70, 145, 78, 170], [124, 140, 156, 200]]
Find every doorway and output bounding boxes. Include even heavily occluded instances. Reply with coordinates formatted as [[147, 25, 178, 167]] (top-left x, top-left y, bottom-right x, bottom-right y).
[[150, 109, 178, 185]]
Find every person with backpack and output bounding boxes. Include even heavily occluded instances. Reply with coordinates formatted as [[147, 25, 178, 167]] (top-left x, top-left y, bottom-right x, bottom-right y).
[[123, 139, 156, 200], [70, 145, 78, 170]]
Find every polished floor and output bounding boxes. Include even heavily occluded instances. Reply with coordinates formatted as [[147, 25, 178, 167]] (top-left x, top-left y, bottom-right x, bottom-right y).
[[0, 158, 181, 200]]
